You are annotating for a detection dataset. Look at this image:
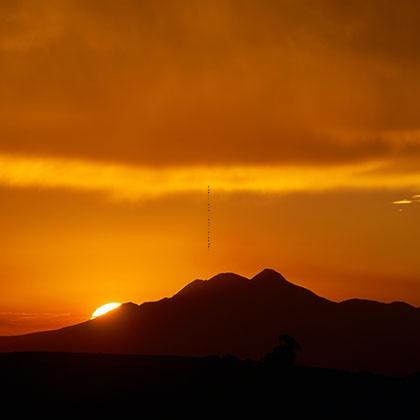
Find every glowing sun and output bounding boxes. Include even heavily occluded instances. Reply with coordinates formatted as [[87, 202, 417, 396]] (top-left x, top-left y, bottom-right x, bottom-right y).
[[91, 302, 121, 319]]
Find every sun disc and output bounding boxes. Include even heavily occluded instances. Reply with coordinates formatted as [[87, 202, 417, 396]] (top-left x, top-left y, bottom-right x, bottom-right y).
[[91, 302, 121, 319]]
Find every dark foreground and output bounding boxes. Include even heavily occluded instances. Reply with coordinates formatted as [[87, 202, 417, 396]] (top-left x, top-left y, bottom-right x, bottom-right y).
[[1, 352, 420, 418]]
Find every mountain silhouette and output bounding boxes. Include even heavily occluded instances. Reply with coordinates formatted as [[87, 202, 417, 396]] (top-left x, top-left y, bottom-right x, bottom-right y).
[[1, 268, 420, 375]]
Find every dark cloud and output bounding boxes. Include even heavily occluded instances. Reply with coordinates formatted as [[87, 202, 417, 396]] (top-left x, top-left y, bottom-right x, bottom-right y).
[[1, 0, 420, 165]]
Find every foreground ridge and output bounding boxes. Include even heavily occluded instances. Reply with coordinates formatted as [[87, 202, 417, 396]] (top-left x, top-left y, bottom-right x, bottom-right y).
[[1, 269, 420, 376]]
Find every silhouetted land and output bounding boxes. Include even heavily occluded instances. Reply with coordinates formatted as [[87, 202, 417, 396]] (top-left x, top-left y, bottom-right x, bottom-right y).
[[2, 269, 420, 376], [1, 352, 420, 417]]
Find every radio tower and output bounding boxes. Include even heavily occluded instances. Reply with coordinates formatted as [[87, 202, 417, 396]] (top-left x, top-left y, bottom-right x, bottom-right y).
[[207, 185, 211, 249]]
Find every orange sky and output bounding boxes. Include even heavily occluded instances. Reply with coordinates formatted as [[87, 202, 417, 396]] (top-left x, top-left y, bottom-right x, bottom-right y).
[[1, 0, 420, 335]]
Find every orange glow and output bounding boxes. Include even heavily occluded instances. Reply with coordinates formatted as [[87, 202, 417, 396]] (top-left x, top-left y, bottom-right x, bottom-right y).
[[91, 303, 121, 319], [0, 153, 420, 199], [2, 1, 420, 336]]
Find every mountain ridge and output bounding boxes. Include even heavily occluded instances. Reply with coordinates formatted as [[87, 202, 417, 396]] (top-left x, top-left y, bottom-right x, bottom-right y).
[[1, 268, 420, 376]]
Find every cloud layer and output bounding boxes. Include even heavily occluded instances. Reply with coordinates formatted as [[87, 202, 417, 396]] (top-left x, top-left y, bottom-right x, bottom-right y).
[[1, 153, 420, 200], [1, 0, 420, 166]]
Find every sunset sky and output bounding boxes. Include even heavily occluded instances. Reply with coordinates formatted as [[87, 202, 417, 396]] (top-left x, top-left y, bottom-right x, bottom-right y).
[[2, 0, 420, 335]]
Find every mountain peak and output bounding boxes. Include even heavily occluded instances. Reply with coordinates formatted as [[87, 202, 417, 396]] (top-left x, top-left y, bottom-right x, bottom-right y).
[[208, 272, 248, 283], [175, 272, 249, 298], [176, 269, 291, 299], [251, 268, 288, 283]]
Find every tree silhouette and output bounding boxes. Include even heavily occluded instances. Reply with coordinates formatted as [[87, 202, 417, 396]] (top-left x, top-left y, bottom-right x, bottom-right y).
[[263, 334, 302, 369]]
